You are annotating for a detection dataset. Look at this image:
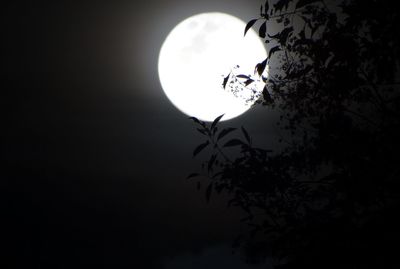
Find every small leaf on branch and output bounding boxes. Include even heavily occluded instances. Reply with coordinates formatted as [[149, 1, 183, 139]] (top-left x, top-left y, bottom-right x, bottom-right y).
[[193, 141, 210, 156], [241, 126, 251, 144], [256, 59, 268, 76], [211, 114, 224, 130], [268, 46, 281, 59], [262, 86, 274, 104], [197, 128, 208, 136], [208, 154, 217, 172], [262, 76, 268, 83], [224, 139, 245, 147], [237, 74, 250, 79], [268, 32, 279, 39], [264, 1, 270, 14], [217, 128, 237, 141], [245, 79, 254, 86], [259, 22, 267, 38], [189, 116, 201, 124], [212, 127, 218, 136], [222, 73, 230, 89], [244, 19, 258, 36]]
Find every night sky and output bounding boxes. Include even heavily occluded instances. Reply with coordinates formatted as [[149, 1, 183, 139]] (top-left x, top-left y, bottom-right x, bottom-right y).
[[2, 1, 278, 268]]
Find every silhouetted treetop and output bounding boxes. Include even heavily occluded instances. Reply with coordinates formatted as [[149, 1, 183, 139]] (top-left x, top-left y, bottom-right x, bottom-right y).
[[189, 0, 400, 268]]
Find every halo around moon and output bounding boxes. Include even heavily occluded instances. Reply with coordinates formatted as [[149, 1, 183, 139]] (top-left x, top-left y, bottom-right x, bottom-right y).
[[158, 12, 267, 121]]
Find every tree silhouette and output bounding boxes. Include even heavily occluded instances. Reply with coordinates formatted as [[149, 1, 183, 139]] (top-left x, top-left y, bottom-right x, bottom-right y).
[[189, 0, 400, 268]]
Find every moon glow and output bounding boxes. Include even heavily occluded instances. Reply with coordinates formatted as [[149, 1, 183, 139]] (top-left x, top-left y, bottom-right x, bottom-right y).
[[158, 13, 267, 121]]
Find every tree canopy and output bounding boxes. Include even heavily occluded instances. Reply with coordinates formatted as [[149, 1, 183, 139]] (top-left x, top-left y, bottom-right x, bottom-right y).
[[189, 0, 400, 268]]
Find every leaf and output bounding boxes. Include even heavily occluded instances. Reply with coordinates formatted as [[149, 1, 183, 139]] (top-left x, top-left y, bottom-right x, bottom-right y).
[[206, 183, 213, 202], [217, 127, 237, 141], [197, 128, 208, 136], [267, 27, 293, 45], [262, 76, 268, 83], [262, 86, 274, 104], [236, 74, 250, 79], [264, 1, 269, 14], [245, 79, 254, 86], [244, 19, 258, 36], [193, 141, 210, 156], [208, 154, 217, 172], [256, 58, 268, 76], [222, 73, 230, 89], [296, 0, 321, 9], [267, 32, 279, 39], [241, 126, 251, 144], [211, 114, 224, 130], [186, 173, 200, 179], [189, 116, 201, 124], [224, 139, 245, 147], [212, 127, 218, 136], [268, 46, 281, 59], [259, 22, 267, 38]]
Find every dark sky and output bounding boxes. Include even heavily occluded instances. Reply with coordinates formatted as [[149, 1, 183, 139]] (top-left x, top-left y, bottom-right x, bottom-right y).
[[2, 0, 277, 268]]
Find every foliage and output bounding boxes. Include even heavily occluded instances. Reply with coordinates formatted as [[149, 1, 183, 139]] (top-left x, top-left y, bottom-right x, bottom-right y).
[[190, 0, 400, 268]]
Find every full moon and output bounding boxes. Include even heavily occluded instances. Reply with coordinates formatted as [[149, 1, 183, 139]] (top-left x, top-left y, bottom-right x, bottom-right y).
[[158, 13, 267, 121]]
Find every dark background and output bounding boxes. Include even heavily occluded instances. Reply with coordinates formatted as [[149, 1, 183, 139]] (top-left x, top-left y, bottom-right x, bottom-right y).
[[2, 1, 277, 268]]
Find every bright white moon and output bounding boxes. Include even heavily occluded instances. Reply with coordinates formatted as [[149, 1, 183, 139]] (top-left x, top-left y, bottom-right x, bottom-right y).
[[158, 12, 267, 121]]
